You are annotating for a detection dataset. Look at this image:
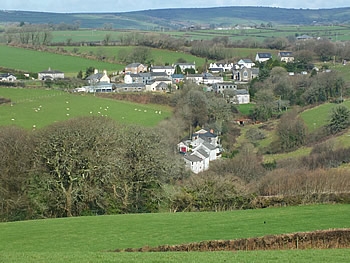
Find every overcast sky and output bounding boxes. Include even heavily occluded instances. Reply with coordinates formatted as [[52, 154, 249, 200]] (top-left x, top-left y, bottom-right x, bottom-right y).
[[2, 0, 349, 13]]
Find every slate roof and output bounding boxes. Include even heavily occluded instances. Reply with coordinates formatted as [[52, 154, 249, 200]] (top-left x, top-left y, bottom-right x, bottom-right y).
[[184, 154, 203, 162], [279, 51, 293, 57], [257, 53, 272, 58]]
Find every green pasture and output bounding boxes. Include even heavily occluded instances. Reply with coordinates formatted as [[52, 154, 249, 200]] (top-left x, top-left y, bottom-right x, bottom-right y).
[[52, 45, 207, 66], [0, 87, 171, 129], [51, 29, 126, 43], [0, 204, 349, 262], [300, 100, 350, 132], [0, 45, 123, 76]]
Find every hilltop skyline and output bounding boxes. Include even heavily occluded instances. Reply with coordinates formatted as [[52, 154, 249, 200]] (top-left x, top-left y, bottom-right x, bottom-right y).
[[2, 0, 350, 13]]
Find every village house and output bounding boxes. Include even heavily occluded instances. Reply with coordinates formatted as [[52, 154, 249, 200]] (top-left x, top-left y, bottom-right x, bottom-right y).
[[212, 82, 237, 94], [171, 74, 185, 84], [202, 73, 223, 85], [150, 65, 175, 76], [86, 69, 110, 84], [125, 72, 170, 85], [278, 51, 294, 63], [255, 52, 272, 63], [124, 63, 147, 74], [237, 59, 255, 68], [145, 78, 173, 92], [178, 129, 221, 174], [0, 73, 17, 82], [185, 73, 203, 85], [230, 89, 250, 104], [38, 68, 64, 80]]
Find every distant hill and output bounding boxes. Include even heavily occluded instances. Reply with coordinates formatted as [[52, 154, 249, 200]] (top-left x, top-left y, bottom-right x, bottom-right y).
[[1, 6, 350, 30]]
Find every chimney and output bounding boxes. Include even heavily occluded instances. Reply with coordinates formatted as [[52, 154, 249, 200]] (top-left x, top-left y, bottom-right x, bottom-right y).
[[94, 69, 98, 74]]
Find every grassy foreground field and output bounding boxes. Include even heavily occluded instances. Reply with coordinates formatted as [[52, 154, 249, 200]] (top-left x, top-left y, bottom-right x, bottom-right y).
[[0, 87, 171, 128], [0, 204, 349, 262]]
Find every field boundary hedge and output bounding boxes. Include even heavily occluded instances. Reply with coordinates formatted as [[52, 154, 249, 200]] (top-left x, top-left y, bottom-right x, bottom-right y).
[[116, 229, 350, 252]]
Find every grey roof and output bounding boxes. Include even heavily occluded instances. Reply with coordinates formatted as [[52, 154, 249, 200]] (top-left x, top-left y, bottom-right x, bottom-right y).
[[151, 65, 174, 69], [184, 154, 203, 162], [126, 63, 143, 68], [0, 73, 15, 77], [195, 148, 209, 158], [172, 74, 184, 78], [115, 83, 145, 88], [150, 72, 169, 77], [279, 51, 293, 57], [86, 73, 103, 80], [202, 141, 216, 151], [234, 89, 249, 95]]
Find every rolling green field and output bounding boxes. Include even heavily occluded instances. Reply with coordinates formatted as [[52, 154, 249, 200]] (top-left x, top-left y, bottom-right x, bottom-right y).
[[0, 204, 349, 262], [52, 45, 208, 66], [0, 45, 123, 76], [300, 100, 350, 132], [0, 87, 171, 129]]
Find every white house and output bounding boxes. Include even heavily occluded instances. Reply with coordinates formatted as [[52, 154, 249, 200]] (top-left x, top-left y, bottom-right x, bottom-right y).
[[278, 51, 294, 63], [178, 129, 221, 174], [230, 89, 250, 104], [150, 65, 175, 76], [255, 53, 272, 63], [0, 73, 16, 82], [237, 59, 255, 69], [212, 82, 237, 94], [184, 154, 205, 174], [185, 74, 203, 84], [38, 68, 64, 80]]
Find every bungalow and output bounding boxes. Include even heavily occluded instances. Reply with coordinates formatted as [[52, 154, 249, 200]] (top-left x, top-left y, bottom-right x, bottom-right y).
[[255, 53, 272, 63], [124, 63, 147, 74], [86, 69, 110, 84], [0, 73, 16, 82], [278, 51, 294, 63], [38, 68, 64, 80]]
